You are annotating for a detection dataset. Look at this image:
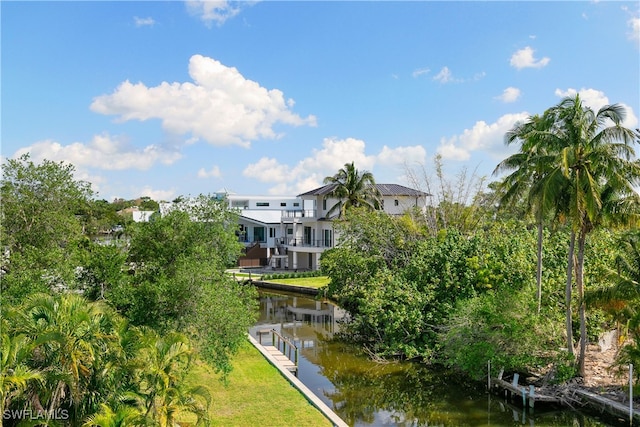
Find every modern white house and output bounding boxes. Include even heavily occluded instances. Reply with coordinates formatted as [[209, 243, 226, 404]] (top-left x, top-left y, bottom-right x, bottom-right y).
[[159, 184, 429, 271], [281, 183, 430, 270], [222, 193, 302, 269]]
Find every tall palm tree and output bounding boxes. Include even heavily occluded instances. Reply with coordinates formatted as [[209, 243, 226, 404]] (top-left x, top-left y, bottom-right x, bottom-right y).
[[323, 162, 381, 218], [494, 113, 560, 314], [543, 95, 640, 376]]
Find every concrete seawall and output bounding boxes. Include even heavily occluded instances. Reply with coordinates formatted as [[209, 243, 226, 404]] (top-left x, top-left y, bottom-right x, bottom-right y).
[[247, 334, 348, 427]]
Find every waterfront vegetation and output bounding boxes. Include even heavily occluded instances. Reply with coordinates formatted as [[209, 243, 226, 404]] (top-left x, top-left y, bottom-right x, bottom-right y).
[[321, 95, 640, 387], [1, 94, 639, 425]]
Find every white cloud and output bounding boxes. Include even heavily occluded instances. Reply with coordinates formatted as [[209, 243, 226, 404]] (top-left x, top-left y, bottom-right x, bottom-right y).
[[130, 186, 176, 203], [242, 137, 424, 195], [91, 54, 317, 148], [510, 46, 550, 69], [496, 87, 521, 103], [412, 67, 430, 78], [437, 113, 530, 161], [376, 145, 427, 166], [186, 0, 249, 26], [13, 133, 182, 171], [433, 66, 457, 83], [134, 16, 155, 27], [555, 87, 638, 128], [197, 165, 222, 179], [629, 16, 640, 45]]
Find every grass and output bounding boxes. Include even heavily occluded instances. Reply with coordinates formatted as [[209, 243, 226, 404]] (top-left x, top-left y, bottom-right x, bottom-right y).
[[184, 341, 333, 427], [263, 276, 330, 289]]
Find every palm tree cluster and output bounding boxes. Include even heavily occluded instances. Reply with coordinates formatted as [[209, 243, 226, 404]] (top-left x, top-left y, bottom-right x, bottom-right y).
[[494, 94, 640, 377], [1, 293, 210, 427]]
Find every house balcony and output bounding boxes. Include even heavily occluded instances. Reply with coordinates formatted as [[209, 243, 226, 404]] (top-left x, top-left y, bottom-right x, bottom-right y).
[[281, 210, 317, 222], [278, 237, 333, 251]]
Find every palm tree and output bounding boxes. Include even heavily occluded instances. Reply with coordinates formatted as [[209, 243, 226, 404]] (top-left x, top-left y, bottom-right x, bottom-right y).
[[82, 403, 145, 427], [494, 113, 560, 314], [586, 231, 640, 377], [134, 330, 210, 426], [543, 95, 640, 376], [0, 325, 43, 418], [323, 162, 381, 218], [16, 293, 122, 423]]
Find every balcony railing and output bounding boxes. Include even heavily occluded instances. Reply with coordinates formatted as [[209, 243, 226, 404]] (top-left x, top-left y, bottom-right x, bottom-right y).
[[281, 210, 316, 219], [278, 237, 333, 248]]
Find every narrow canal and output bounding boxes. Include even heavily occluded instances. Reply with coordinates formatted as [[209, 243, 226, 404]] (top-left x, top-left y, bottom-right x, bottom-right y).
[[249, 289, 624, 427]]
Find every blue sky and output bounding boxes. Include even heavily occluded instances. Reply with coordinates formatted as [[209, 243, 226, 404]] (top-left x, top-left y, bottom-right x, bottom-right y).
[[2, 1, 639, 202]]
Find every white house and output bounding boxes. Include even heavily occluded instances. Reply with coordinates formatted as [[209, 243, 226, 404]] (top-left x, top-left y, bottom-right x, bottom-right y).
[[158, 184, 428, 271], [223, 193, 302, 269], [281, 183, 430, 271]]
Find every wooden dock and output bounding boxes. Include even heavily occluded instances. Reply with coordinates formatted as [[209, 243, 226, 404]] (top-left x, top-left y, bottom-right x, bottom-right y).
[[490, 371, 561, 409], [248, 333, 348, 427], [256, 329, 298, 375]]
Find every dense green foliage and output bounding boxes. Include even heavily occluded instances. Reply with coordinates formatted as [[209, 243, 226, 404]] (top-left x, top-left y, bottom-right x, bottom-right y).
[[494, 94, 640, 376], [322, 205, 637, 381], [1, 156, 258, 425], [2, 293, 210, 426]]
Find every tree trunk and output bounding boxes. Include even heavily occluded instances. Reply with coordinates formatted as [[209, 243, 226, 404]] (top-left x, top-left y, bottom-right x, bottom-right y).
[[576, 229, 587, 378], [565, 231, 575, 356], [536, 221, 543, 314]]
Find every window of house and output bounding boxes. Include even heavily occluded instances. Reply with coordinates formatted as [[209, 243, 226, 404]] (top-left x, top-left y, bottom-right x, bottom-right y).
[[256, 202, 270, 207], [323, 229, 332, 247], [254, 227, 266, 242], [394, 199, 399, 206], [280, 202, 286, 207], [323, 199, 327, 210], [293, 202, 300, 207]]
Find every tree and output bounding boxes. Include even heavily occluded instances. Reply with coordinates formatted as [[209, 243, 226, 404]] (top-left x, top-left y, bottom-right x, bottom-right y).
[[540, 95, 640, 376], [1, 154, 94, 300], [405, 154, 493, 236], [494, 113, 559, 314], [323, 162, 381, 218], [0, 328, 42, 419], [112, 195, 257, 377]]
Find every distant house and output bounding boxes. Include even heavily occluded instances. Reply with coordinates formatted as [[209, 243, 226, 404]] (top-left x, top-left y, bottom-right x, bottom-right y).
[[117, 206, 155, 223]]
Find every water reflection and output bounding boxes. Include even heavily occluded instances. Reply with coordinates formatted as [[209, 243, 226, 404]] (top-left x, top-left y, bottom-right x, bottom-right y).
[[250, 290, 617, 427]]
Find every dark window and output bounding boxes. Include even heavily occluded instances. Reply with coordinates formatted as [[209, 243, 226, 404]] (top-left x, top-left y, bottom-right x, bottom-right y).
[[394, 199, 399, 206], [256, 202, 270, 207], [293, 202, 300, 207], [280, 202, 286, 207]]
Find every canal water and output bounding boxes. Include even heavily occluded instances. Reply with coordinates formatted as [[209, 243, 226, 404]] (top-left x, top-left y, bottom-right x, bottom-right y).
[[250, 289, 624, 427]]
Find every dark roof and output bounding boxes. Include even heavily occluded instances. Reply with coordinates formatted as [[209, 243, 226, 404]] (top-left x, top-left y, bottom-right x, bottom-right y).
[[298, 183, 430, 197]]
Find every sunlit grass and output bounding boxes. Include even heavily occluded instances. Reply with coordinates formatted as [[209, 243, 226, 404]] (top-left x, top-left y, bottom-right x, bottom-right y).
[[263, 276, 330, 289], [183, 341, 332, 427]]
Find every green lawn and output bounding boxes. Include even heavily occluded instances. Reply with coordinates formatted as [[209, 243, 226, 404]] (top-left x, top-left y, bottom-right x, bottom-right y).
[[263, 276, 330, 289], [185, 341, 332, 427]]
